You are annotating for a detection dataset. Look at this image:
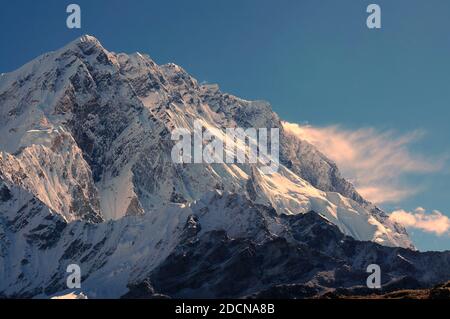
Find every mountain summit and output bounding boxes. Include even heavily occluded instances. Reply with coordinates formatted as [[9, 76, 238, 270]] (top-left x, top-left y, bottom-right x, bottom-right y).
[[2, 36, 448, 298]]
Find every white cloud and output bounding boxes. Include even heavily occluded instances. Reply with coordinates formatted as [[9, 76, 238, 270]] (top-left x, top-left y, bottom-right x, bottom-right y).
[[389, 207, 450, 236], [282, 122, 443, 204]]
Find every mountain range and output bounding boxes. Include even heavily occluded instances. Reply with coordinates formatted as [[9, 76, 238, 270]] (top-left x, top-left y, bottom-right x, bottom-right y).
[[0, 35, 448, 298]]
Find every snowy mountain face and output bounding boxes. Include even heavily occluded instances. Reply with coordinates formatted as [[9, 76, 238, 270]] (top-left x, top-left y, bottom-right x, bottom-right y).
[[1, 35, 447, 298]]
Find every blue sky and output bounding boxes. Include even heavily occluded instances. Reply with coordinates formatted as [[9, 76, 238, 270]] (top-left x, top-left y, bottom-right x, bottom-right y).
[[0, 0, 449, 251]]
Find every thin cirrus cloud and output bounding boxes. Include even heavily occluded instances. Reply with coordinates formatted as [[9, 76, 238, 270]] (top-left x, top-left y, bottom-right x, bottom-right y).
[[389, 207, 450, 236], [282, 122, 443, 204]]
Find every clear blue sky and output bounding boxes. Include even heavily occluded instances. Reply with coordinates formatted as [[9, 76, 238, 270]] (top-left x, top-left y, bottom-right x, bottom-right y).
[[1, 0, 449, 251]]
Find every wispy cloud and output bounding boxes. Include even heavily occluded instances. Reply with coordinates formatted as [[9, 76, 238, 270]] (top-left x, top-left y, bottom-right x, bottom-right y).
[[282, 122, 443, 204], [389, 207, 450, 236]]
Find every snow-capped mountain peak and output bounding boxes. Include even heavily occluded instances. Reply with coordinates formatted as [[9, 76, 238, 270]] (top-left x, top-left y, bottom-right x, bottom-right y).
[[1, 35, 438, 299]]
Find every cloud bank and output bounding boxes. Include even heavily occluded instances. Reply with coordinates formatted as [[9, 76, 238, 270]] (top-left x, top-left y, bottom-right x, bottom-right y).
[[282, 122, 442, 204], [389, 207, 450, 236]]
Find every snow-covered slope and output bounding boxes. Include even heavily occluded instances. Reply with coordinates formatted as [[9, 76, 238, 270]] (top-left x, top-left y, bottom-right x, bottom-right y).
[[1, 183, 447, 298], [0, 35, 411, 247], [0, 35, 425, 298], [51, 292, 88, 299]]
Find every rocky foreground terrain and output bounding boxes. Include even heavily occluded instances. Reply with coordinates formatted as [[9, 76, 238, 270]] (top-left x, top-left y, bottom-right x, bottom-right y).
[[321, 281, 450, 299]]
